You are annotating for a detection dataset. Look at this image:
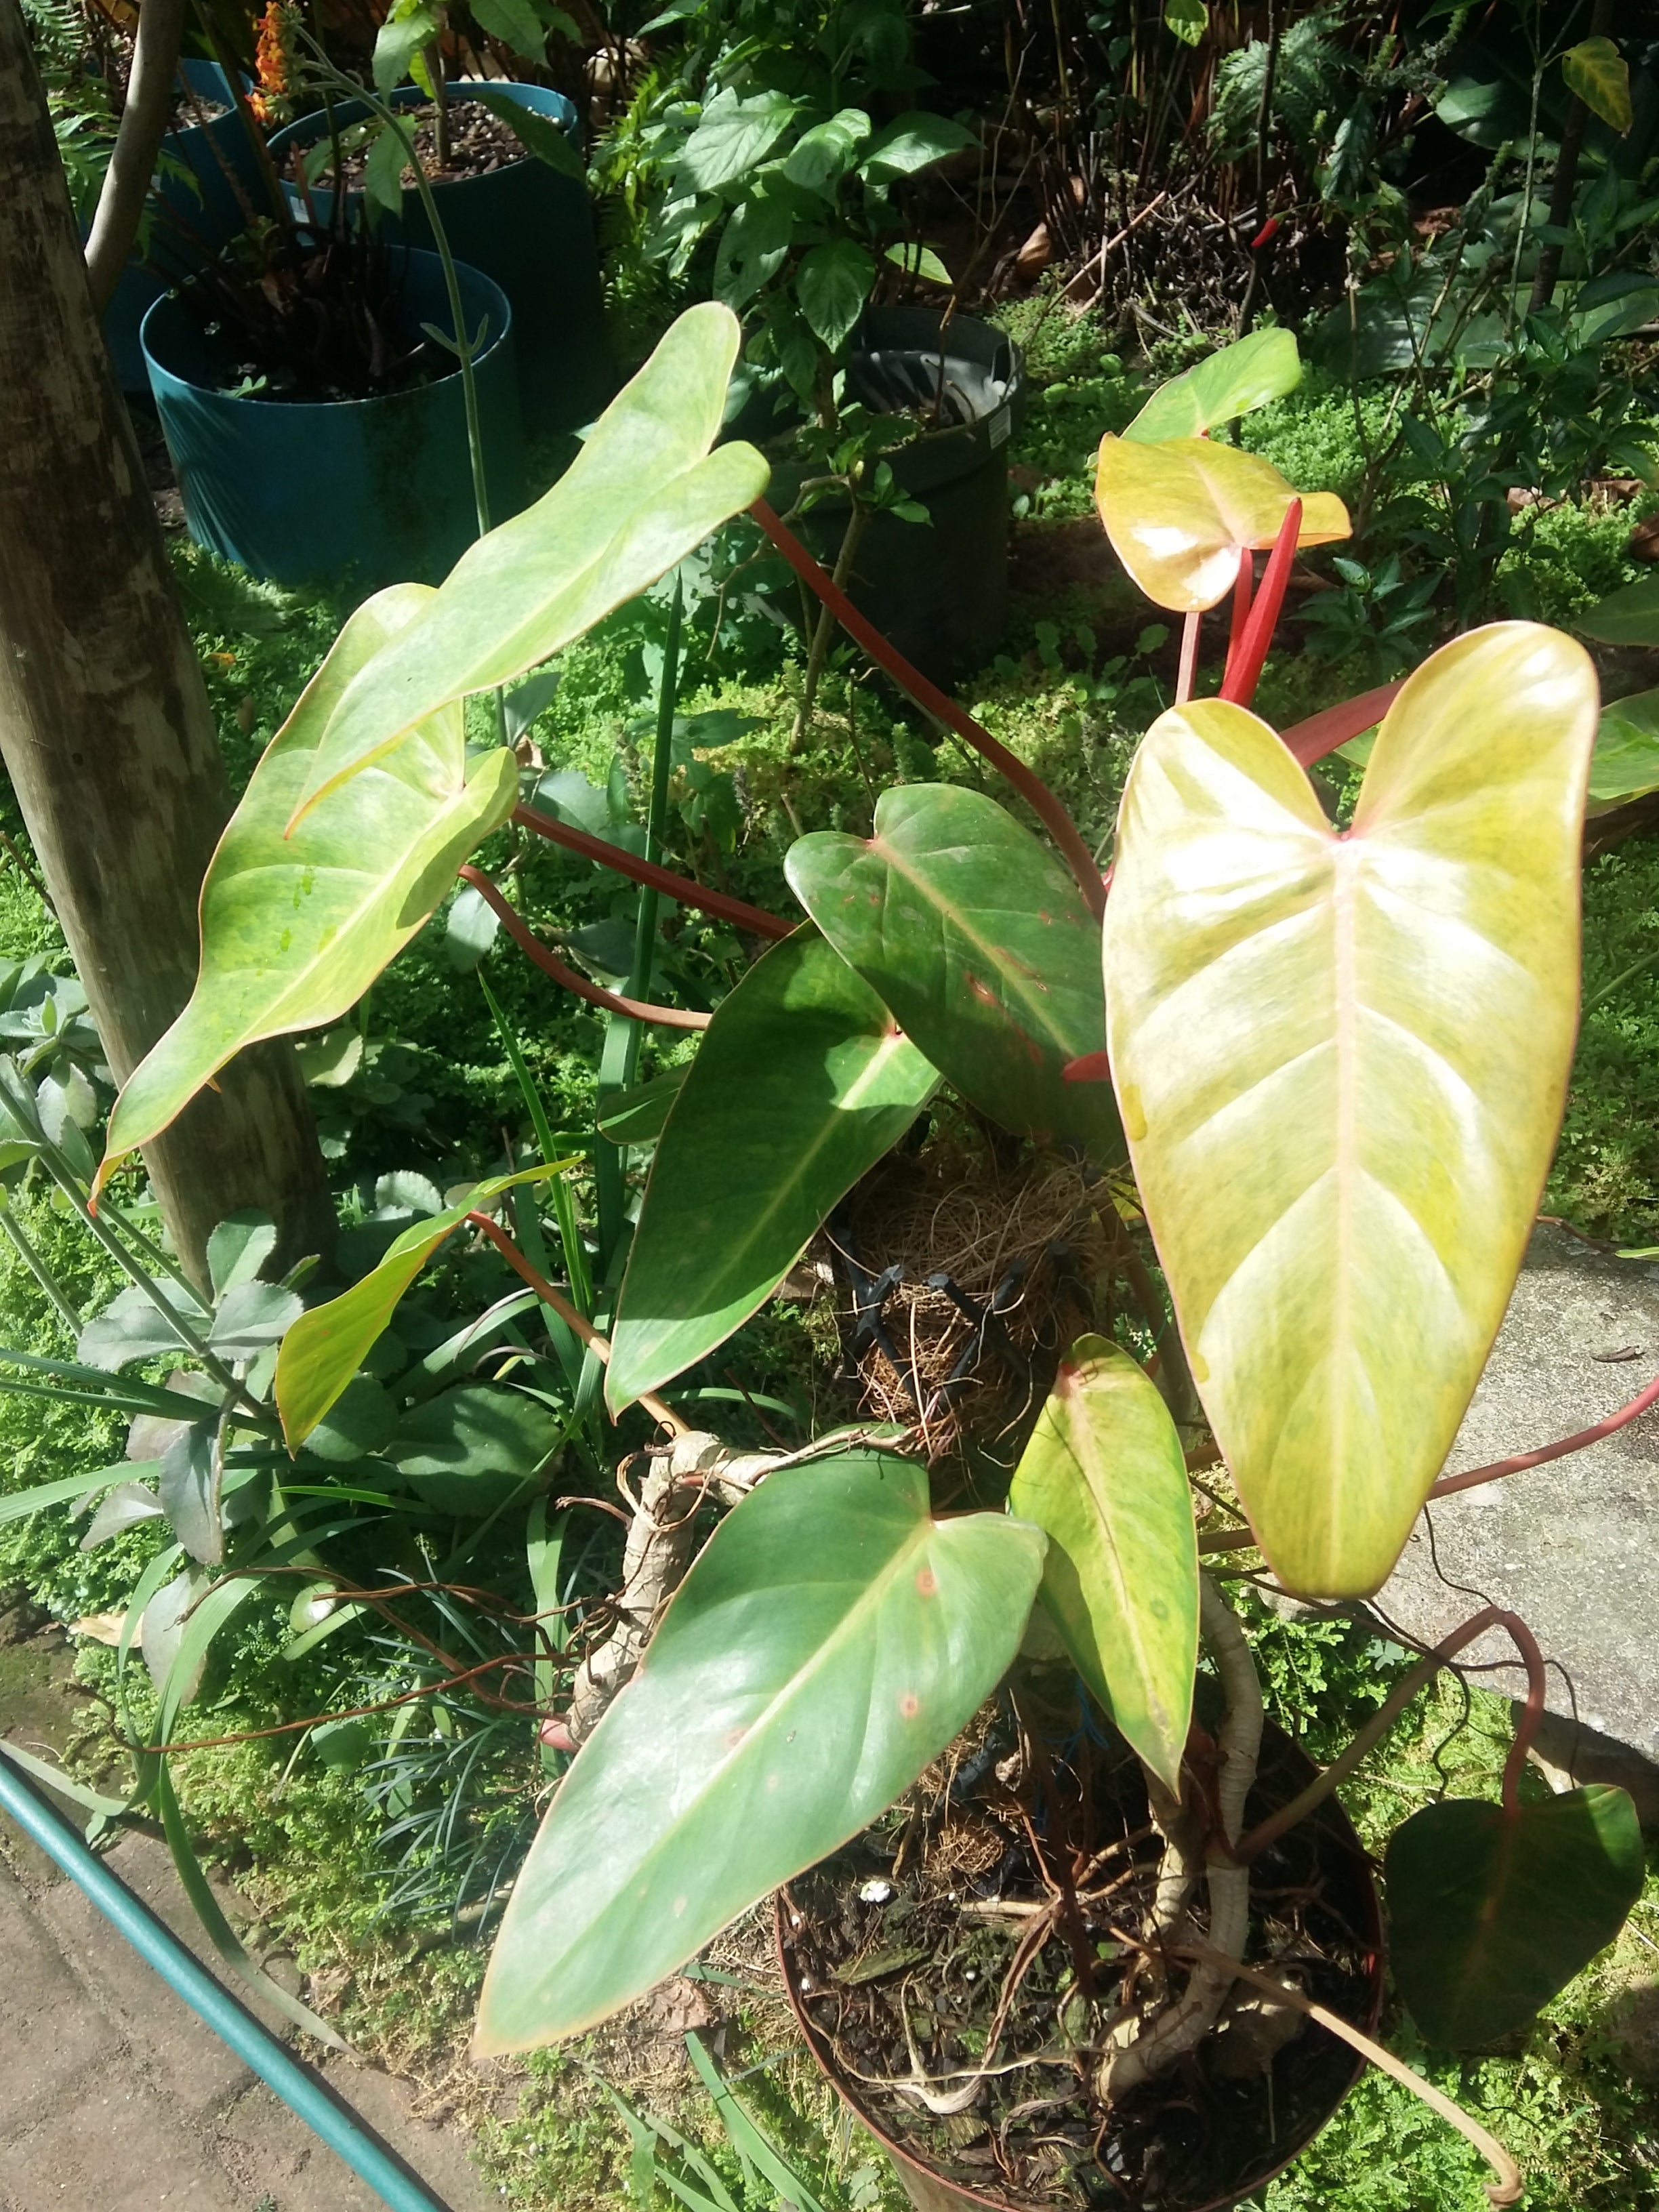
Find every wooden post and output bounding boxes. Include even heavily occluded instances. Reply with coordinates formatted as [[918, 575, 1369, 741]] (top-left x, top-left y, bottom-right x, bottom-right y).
[[0, 0, 333, 1288]]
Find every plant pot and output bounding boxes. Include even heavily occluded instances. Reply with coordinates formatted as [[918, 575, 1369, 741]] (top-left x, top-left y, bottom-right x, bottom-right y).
[[777, 1704, 1383, 2212], [102, 60, 268, 393], [140, 247, 525, 590], [267, 83, 614, 434], [753, 308, 1024, 689]]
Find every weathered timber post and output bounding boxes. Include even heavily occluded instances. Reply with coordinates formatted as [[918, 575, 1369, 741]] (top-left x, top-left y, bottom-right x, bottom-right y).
[[0, 0, 333, 1286]]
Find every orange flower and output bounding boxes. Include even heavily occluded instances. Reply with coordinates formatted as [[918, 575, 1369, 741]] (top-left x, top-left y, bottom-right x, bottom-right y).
[[249, 0, 298, 125]]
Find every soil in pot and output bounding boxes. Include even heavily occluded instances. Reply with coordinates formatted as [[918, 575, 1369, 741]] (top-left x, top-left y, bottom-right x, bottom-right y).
[[779, 1684, 1380, 2211], [321, 99, 527, 188]]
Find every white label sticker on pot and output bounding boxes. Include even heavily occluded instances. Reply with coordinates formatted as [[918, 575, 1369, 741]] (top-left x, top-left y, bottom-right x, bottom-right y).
[[989, 406, 1010, 449]]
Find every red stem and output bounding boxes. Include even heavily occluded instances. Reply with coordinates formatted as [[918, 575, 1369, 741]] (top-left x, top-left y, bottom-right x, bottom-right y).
[[1429, 1370, 1659, 1498], [511, 806, 794, 941], [1223, 546, 1253, 690], [459, 866, 712, 1030], [466, 1210, 687, 1435], [1218, 497, 1300, 709], [1500, 1609, 1547, 1814], [1282, 681, 1404, 767], [1174, 609, 1201, 705], [749, 499, 1108, 924]]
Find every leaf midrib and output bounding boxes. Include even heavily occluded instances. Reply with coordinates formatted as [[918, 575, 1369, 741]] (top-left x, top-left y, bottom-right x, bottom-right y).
[[869, 834, 1085, 1059]]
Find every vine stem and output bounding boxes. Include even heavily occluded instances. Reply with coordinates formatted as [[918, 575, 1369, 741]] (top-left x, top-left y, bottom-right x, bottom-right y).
[[749, 499, 1107, 922], [457, 866, 710, 1030], [1233, 1603, 1545, 1863], [1427, 1370, 1659, 1498], [465, 1210, 688, 1435]]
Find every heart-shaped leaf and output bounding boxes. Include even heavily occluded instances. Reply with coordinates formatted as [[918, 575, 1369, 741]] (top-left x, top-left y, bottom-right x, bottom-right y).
[[101, 583, 517, 1179], [1387, 1786, 1643, 2047], [1007, 1336, 1197, 1791], [288, 304, 769, 825], [1561, 35, 1633, 136], [786, 785, 1122, 1161], [1101, 623, 1599, 1596], [1576, 575, 1659, 647], [1589, 687, 1659, 812], [1094, 434, 1350, 611], [1123, 329, 1302, 444], [475, 1448, 1046, 2049], [607, 929, 937, 1416], [276, 1164, 572, 1447]]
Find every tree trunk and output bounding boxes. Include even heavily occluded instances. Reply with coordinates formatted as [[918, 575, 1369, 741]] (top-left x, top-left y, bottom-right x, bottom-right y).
[[0, 0, 333, 1290]]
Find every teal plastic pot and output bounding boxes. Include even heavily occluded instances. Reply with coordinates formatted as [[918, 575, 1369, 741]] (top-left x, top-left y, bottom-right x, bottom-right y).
[[268, 83, 613, 432], [141, 247, 525, 590], [103, 60, 268, 392]]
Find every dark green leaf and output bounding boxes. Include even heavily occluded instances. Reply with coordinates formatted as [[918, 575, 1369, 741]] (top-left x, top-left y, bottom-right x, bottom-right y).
[[786, 785, 1122, 1159], [466, 85, 584, 178], [468, 0, 550, 60], [1387, 1786, 1644, 2046], [781, 108, 870, 194], [475, 1449, 1046, 2047], [677, 88, 800, 192], [597, 1063, 689, 1146], [388, 1383, 560, 1515], [796, 241, 876, 351], [78, 1284, 209, 1372], [303, 1374, 396, 1463], [208, 1280, 304, 1359], [607, 930, 937, 1414], [1577, 577, 1659, 647], [207, 1212, 278, 1298], [158, 1421, 222, 1566], [858, 112, 977, 183]]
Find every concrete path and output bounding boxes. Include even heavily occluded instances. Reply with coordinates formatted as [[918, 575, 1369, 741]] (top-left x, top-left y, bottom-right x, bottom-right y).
[[1378, 1223, 1659, 1761], [0, 1652, 497, 2212]]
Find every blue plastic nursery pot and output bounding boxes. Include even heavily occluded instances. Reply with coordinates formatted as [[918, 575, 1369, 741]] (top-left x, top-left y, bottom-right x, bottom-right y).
[[103, 59, 268, 392], [268, 83, 614, 432], [141, 248, 525, 591]]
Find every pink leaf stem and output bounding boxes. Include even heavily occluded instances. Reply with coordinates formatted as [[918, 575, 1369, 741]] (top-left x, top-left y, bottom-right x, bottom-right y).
[[459, 865, 712, 1030], [1218, 497, 1300, 709], [749, 499, 1108, 924], [512, 806, 794, 942]]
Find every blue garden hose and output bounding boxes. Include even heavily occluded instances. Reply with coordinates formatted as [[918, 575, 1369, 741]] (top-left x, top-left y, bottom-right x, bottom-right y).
[[0, 1742, 456, 2212]]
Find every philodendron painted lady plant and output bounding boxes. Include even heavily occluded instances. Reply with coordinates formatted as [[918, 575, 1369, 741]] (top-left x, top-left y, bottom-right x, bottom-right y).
[[102, 312, 1656, 2196]]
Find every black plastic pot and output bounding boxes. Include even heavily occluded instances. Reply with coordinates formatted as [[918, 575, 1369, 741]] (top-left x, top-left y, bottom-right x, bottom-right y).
[[777, 1710, 1383, 2212], [268, 83, 613, 433], [758, 308, 1024, 689], [141, 247, 524, 590]]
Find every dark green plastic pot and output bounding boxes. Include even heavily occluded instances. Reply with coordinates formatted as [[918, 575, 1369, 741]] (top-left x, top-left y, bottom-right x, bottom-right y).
[[268, 83, 613, 432], [751, 308, 1025, 688], [103, 60, 267, 392], [141, 247, 524, 590]]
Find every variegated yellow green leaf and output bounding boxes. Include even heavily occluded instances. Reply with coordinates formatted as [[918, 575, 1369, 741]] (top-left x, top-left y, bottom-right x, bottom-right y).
[[289, 303, 769, 826], [1094, 434, 1349, 611], [1008, 1336, 1196, 1790], [101, 586, 516, 1179], [1102, 623, 1598, 1597]]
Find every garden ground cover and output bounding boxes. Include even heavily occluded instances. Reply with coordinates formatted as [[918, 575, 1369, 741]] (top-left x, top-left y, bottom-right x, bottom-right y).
[[1, 307, 1659, 2208]]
